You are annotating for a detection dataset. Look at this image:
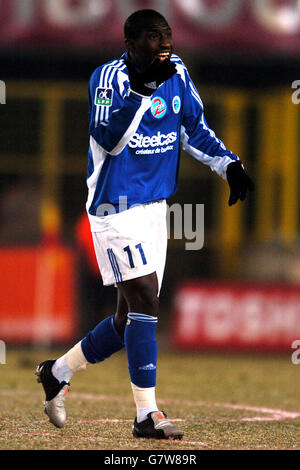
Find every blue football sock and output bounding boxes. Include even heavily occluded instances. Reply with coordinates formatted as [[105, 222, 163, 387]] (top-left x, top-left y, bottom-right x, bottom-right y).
[[81, 314, 124, 364], [124, 312, 158, 388]]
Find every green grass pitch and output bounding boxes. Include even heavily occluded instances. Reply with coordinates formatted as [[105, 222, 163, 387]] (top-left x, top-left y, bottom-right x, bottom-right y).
[[0, 345, 299, 450]]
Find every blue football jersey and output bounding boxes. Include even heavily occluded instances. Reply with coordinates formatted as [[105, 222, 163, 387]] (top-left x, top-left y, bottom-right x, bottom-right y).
[[86, 52, 238, 218]]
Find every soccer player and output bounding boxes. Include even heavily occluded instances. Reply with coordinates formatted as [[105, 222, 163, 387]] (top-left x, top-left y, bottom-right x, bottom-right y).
[[36, 9, 254, 440]]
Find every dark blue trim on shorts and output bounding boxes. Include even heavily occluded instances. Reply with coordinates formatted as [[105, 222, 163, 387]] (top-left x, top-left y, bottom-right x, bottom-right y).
[[107, 248, 123, 283]]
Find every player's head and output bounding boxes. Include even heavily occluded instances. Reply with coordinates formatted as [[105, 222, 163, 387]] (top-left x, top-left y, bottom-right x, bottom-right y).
[[124, 9, 173, 70]]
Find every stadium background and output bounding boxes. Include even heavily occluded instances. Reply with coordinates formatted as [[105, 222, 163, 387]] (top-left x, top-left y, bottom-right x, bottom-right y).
[[1, 0, 300, 352]]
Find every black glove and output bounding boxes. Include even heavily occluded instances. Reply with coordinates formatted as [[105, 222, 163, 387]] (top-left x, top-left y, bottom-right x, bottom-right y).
[[226, 161, 255, 206], [125, 58, 177, 96]]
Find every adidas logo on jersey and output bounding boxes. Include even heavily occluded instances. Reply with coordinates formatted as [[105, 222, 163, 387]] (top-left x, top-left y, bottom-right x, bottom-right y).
[[128, 131, 177, 149], [144, 81, 157, 90]]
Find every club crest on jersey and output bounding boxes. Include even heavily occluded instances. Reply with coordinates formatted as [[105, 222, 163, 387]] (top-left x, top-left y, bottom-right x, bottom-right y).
[[95, 87, 113, 106], [172, 96, 181, 114], [150, 96, 167, 119]]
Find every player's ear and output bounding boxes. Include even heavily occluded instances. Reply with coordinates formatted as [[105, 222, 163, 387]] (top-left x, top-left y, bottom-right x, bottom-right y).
[[125, 38, 134, 52]]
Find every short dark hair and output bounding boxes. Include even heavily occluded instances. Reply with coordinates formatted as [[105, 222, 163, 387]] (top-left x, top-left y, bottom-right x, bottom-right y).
[[124, 9, 168, 40]]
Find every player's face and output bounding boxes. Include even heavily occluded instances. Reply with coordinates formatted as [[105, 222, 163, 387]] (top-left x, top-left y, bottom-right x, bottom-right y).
[[127, 20, 173, 70]]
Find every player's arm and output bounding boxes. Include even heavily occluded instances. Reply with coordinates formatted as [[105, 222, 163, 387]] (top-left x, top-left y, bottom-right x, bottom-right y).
[[89, 67, 152, 156], [89, 59, 176, 157], [181, 72, 254, 205]]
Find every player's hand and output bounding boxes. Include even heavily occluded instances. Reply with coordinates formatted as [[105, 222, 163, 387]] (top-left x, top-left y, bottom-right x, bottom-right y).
[[226, 161, 255, 206], [125, 58, 177, 96]]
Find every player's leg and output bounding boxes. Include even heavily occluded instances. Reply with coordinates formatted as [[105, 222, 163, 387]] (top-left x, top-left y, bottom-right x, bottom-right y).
[[113, 286, 130, 337], [117, 271, 159, 316], [80, 287, 126, 364], [118, 272, 183, 439], [36, 289, 127, 428], [36, 200, 182, 436]]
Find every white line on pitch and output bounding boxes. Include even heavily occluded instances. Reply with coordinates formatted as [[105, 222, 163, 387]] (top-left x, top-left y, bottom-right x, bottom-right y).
[[1, 389, 299, 422]]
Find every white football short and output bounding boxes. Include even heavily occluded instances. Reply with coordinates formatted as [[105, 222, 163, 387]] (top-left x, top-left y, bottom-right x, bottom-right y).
[[89, 200, 168, 294]]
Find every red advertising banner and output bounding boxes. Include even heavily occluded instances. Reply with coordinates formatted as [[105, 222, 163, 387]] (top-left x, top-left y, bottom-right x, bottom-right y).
[[0, 245, 78, 344], [1, 0, 300, 54], [171, 282, 300, 352]]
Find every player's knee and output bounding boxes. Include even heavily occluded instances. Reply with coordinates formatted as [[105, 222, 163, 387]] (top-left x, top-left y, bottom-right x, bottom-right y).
[[121, 276, 159, 316], [136, 285, 159, 314]]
